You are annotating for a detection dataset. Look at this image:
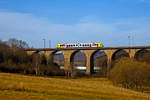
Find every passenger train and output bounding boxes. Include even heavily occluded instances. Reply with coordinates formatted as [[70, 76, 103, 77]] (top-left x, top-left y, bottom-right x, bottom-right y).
[[56, 43, 104, 48]]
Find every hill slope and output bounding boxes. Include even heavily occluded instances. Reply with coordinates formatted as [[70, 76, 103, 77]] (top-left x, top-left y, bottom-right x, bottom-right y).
[[0, 73, 149, 100]]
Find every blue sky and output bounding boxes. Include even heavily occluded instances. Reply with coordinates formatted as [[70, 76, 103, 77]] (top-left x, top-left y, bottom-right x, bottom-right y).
[[0, 0, 150, 48]]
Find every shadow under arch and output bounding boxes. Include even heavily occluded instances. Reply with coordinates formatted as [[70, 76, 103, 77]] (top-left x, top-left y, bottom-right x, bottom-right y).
[[31, 50, 43, 60], [31, 50, 42, 56], [48, 50, 64, 69], [134, 49, 150, 63], [111, 49, 130, 67], [90, 49, 107, 76], [31, 51, 47, 65], [70, 50, 87, 72]]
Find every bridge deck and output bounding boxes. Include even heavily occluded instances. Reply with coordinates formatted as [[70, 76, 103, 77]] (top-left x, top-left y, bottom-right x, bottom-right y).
[[25, 46, 150, 51]]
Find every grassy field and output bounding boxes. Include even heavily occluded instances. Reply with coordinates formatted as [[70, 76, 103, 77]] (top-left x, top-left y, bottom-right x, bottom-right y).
[[0, 73, 150, 100]]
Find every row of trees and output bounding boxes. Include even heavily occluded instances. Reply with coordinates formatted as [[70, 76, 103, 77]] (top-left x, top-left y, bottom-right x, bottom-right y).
[[0, 38, 65, 76]]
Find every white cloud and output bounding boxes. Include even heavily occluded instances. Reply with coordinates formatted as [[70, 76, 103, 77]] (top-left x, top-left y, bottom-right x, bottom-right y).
[[0, 11, 150, 48]]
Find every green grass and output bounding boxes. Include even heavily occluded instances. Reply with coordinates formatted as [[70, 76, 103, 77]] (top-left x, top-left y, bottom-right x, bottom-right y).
[[0, 73, 150, 100]]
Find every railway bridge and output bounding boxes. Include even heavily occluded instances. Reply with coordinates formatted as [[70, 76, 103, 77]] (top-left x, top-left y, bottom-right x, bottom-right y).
[[25, 46, 150, 75]]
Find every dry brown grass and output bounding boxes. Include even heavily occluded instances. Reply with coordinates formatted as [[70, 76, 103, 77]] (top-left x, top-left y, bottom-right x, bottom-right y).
[[0, 73, 150, 100]]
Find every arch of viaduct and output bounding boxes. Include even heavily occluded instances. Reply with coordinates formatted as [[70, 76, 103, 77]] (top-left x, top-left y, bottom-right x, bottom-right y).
[[25, 46, 150, 75]]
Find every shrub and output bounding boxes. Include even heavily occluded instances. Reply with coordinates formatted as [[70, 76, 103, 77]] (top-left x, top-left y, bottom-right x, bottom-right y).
[[0, 61, 30, 74], [32, 63, 65, 76], [71, 69, 88, 78], [45, 63, 65, 76], [109, 58, 150, 91]]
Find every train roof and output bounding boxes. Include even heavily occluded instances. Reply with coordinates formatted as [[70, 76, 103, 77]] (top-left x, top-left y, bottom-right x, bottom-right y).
[[61, 43, 102, 44]]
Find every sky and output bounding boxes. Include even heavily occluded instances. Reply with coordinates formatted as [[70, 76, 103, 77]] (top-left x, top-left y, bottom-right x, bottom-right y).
[[0, 0, 150, 48]]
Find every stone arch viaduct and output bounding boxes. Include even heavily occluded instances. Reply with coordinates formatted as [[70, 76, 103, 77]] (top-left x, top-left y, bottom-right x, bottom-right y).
[[25, 46, 150, 75]]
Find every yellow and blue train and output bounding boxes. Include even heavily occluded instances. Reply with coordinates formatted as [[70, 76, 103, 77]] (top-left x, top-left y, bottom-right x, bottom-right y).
[[56, 43, 104, 48]]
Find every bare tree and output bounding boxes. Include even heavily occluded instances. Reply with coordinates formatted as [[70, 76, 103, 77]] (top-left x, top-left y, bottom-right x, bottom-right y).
[[32, 53, 41, 75], [7, 38, 29, 48]]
